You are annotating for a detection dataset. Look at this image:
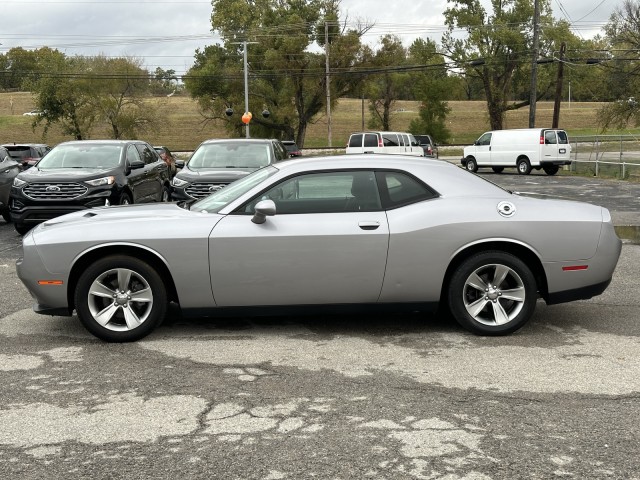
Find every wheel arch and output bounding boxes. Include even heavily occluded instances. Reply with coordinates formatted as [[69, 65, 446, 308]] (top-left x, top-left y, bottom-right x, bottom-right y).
[[440, 240, 549, 304], [67, 244, 179, 313]]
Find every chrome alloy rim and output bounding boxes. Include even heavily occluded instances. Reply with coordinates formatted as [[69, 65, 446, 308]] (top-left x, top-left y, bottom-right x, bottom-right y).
[[462, 263, 526, 326], [87, 268, 153, 331]]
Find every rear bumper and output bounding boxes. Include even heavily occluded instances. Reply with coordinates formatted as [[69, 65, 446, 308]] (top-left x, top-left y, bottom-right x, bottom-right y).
[[546, 278, 612, 305], [540, 160, 572, 166]]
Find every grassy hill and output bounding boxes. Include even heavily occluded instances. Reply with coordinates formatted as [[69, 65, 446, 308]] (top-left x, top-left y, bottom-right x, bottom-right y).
[[1, 91, 635, 151]]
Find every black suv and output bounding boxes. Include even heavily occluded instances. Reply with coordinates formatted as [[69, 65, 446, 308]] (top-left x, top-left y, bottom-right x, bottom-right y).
[[2, 143, 51, 169], [10, 140, 171, 234], [0, 146, 21, 223], [171, 138, 289, 201]]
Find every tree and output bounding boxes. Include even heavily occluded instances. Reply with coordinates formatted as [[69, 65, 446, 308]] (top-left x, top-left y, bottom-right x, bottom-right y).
[[599, 0, 640, 129], [185, 0, 371, 146], [406, 39, 451, 143], [442, 0, 559, 130], [31, 55, 157, 140], [364, 35, 410, 131]]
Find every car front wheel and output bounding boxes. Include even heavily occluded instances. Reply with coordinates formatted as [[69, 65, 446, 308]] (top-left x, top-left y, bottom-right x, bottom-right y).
[[74, 255, 167, 342], [465, 157, 478, 173], [447, 251, 537, 335]]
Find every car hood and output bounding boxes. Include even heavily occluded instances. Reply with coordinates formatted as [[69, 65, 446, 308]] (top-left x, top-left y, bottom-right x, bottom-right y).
[[19, 167, 117, 181], [176, 167, 255, 183]]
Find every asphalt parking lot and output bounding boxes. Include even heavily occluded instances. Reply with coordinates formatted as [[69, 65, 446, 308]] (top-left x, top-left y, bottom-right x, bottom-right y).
[[0, 172, 639, 479]]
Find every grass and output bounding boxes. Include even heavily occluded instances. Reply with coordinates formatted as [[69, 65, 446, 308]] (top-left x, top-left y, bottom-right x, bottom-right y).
[[2, 91, 640, 150]]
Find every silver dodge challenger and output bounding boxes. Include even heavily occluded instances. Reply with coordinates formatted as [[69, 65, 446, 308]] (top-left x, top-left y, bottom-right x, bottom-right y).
[[17, 155, 622, 342]]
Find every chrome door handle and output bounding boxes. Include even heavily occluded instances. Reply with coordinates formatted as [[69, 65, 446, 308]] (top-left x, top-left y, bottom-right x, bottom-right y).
[[359, 221, 380, 230]]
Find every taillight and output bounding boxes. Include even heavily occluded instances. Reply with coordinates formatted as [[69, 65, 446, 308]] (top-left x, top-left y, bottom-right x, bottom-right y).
[[540, 136, 545, 144], [378, 138, 383, 147]]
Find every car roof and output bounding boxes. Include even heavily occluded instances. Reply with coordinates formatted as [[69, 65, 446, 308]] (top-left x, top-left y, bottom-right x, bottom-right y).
[[201, 138, 276, 145], [275, 154, 445, 171], [56, 140, 145, 146], [2, 143, 50, 147]]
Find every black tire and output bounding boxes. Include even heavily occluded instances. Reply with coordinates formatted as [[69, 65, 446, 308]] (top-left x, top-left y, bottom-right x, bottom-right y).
[[1, 210, 10, 223], [543, 165, 559, 176], [74, 255, 167, 342], [447, 251, 537, 336], [161, 185, 171, 202], [465, 157, 478, 173], [492, 167, 504, 173], [517, 157, 531, 175], [119, 192, 132, 205], [14, 223, 31, 235]]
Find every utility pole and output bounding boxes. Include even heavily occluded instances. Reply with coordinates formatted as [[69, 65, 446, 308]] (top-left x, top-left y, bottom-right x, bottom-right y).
[[528, 0, 541, 128], [552, 42, 566, 128], [325, 22, 332, 147], [242, 41, 250, 138]]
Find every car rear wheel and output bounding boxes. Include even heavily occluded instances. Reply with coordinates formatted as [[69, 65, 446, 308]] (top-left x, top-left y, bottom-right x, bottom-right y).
[[1, 210, 10, 223], [543, 165, 559, 175], [161, 186, 171, 202], [447, 251, 537, 336], [517, 158, 532, 175], [119, 193, 132, 205], [465, 157, 478, 173], [74, 255, 167, 342], [492, 167, 504, 173]]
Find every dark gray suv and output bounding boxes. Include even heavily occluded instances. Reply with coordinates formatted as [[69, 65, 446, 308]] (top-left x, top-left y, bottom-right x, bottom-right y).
[[0, 146, 21, 223], [171, 138, 290, 201], [2, 143, 51, 169]]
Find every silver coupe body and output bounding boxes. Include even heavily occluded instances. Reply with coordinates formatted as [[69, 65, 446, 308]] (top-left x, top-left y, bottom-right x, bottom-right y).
[[17, 155, 622, 341]]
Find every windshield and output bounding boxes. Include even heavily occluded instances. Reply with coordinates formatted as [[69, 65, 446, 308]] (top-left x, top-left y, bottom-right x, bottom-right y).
[[36, 144, 123, 169], [191, 166, 279, 213], [188, 142, 272, 170]]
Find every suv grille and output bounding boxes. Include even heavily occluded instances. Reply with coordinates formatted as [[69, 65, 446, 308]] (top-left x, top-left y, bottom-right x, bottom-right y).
[[23, 182, 88, 200], [185, 182, 229, 199]]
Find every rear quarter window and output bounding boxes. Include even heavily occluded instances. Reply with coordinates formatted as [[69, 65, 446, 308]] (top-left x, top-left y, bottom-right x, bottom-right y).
[[377, 171, 438, 209], [348, 134, 363, 148]]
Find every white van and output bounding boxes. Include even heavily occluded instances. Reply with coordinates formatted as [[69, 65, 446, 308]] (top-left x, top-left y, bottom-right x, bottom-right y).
[[346, 131, 424, 156], [461, 128, 571, 175]]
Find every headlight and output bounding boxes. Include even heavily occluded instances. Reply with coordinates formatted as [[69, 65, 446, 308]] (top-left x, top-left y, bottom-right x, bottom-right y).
[[85, 176, 115, 186], [172, 176, 189, 187], [13, 177, 27, 188]]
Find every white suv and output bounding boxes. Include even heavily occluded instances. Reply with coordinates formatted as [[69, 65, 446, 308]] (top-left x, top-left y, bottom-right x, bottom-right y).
[[346, 131, 424, 156]]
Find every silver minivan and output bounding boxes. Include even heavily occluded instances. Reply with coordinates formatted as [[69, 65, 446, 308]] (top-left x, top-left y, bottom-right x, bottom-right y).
[[346, 131, 424, 156]]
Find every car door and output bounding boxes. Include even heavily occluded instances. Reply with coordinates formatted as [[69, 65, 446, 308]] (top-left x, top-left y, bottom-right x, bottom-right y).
[[474, 132, 492, 165], [0, 150, 20, 206], [542, 130, 559, 161], [125, 144, 147, 202], [209, 170, 390, 307], [135, 143, 165, 202]]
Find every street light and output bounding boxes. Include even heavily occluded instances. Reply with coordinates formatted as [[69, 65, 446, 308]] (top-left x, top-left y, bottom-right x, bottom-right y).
[[231, 40, 258, 138]]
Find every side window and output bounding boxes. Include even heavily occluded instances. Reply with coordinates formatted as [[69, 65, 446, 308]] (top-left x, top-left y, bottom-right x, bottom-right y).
[[382, 133, 399, 146], [544, 131, 557, 144], [348, 134, 363, 148], [363, 133, 379, 148], [557, 131, 569, 144], [135, 144, 157, 164], [476, 133, 492, 146], [242, 171, 381, 214], [377, 171, 438, 209], [127, 145, 142, 164], [408, 134, 419, 146]]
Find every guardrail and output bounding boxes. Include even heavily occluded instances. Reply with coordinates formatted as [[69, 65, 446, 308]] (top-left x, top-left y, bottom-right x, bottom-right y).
[[569, 135, 640, 179]]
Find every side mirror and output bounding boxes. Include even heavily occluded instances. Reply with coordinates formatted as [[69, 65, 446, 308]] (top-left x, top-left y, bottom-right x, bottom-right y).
[[129, 160, 145, 170], [251, 199, 276, 224], [175, 159, 185, 169]]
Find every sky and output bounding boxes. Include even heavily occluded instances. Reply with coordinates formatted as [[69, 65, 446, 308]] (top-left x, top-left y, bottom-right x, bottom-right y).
[[0, 0, 620, 75]]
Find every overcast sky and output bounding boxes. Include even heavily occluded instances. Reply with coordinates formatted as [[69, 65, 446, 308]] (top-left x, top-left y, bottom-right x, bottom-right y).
[[1, 0, 619, 74]]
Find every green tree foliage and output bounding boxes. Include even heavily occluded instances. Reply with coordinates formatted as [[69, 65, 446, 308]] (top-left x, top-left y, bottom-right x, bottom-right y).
[[442, 0, 560, 130], [364, 35, 410, 131], [0, 47, 59, 90], [600, 0, 640, 129], [184, 0, 370, 146], [30, 55, 156, 140], [406, 39, 451, 143]]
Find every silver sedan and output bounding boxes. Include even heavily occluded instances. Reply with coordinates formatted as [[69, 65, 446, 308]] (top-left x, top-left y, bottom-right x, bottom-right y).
[[17, 155, 622, 342]]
